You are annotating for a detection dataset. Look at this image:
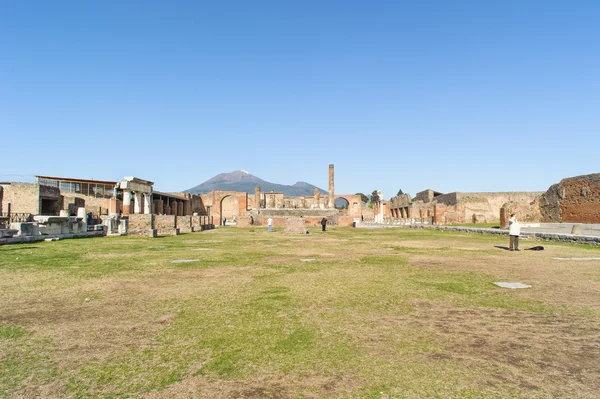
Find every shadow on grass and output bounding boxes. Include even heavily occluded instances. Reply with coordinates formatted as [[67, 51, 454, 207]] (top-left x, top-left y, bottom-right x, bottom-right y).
[[0, 246, 41, 251], [494, 246, 511, 251]]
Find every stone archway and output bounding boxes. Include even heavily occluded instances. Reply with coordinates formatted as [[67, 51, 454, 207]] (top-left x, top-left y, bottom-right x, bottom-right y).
[[334, 197, 350, 215], [334, 194, 363, 218], [219, 195, 239, 224]]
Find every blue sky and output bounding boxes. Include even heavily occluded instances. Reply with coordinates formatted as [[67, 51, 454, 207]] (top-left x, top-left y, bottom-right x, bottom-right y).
[[2, 0, 599, 199]]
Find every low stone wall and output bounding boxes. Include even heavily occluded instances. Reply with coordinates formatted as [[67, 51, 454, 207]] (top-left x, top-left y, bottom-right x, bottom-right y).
[[128, 214, 155, 237], [155, 215, 176, 235], [237, 216, 333, 228], [404, 225, 600, 246], [177, 216, 193, 233], [338, 216, 355, 227]]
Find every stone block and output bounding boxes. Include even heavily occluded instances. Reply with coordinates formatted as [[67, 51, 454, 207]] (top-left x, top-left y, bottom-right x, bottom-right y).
[[155, 215, 176, 235], [177, 216, 192, 233], [284, 218, 307, 234], [128, 214, 155, 237]]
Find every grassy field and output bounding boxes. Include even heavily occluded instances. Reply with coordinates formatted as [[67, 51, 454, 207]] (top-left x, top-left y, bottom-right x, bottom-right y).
[[1, 226, 599, 398]]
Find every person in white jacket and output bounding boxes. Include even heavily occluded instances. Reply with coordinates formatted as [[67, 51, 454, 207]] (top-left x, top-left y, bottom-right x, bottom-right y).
[[508, 214, 521, 251]]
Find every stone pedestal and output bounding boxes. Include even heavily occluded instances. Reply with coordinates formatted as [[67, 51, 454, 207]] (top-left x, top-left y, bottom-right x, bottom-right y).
[[284, 218, 307, 234]]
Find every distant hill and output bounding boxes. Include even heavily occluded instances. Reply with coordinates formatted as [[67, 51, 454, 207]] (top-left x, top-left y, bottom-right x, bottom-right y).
[[184, 170, 327, 196]]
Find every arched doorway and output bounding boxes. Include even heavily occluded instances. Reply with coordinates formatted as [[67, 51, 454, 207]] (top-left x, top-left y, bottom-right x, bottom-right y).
[[219, 195, 239, 225], [334, 197, 350, 216]]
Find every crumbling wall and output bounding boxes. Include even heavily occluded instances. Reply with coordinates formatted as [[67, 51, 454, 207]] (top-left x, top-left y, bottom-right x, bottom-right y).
[[128, 214, 154, 237], [499, 199, 543, 228], [541, 174, 600, 223], [0, 183, 40, 214], [62, 193, 110, 216], [155, 215, 176, 235], [177, 216, 193, 233]]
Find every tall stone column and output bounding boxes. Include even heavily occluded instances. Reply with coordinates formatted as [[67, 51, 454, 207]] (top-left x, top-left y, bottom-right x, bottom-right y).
[[134, 192, 142, 214], [328, 164, 335, 208], [122, 190, 132, 215], [254, 186, 261, 210], [143, 193, 152, 214]]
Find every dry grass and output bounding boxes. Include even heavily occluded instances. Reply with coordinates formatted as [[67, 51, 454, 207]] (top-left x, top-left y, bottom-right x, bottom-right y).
[[1, 227, 599, 398]]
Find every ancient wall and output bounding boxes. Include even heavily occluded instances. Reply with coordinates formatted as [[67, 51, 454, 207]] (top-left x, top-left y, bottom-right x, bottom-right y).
[[190, 195, 206, 215], [415, 190, 438, 203], [401, 191, 542, 225], [177, 216, 193, 233], [390, 194, 411, 209], [433, 192, 542, 223], [238, 215, 339, 228], [155, 215, 176, 235], [540, 174, 600, 223], [499, 200, 543, 228], [434, 192, 459, 206], [0, 183, 40, 214], [128, 214, 154, 237], [62, 193, 110, 216]]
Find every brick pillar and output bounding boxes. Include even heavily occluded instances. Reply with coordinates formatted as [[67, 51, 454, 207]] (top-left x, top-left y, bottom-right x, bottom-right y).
[[122, 190, 132, 215], [328, 164, 335, 208], [254, 186, 261, 210]]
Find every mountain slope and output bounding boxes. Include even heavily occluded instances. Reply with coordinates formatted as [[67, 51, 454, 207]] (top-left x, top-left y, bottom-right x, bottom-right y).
[[185, 170, 327, 196]]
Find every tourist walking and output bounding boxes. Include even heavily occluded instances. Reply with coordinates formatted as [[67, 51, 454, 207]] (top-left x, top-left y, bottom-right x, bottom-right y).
[[250, 215, 254, 225], [267, 217, 273, 232], [321, 217, 327, 232], [508, 214, 521, 251]]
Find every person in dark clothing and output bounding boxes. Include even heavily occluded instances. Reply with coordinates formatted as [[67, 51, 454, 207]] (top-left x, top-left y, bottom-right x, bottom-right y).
[[250, 215, 254, 225], [321, 217, 327, 232]]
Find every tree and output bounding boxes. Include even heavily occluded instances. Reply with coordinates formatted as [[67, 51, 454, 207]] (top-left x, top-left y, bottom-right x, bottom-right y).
[[355, 192, 369, 203], [397, 189, 404, 196], [370, 190, 380, 204]]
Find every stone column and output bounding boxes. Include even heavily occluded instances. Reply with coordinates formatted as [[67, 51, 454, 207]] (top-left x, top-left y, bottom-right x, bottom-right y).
[[328, 164, 335, 208], [313, 188, 320, 209], [143, 193, 152, 214], [134, 192, 142, 214], [254, 186, 261, 210], [122, 190, 132, 215], [171, 201, 178, 217]]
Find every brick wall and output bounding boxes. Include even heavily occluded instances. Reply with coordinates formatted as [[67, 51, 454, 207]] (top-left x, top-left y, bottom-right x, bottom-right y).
[[0, 183, 40, 214], [541, 174, 600, 223], [62, 193, 110, 216]]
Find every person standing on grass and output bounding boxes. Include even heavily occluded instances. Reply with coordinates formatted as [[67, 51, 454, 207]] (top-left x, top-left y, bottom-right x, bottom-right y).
[[267, 217, 273, 232], [509, 213, 521, 251], [321, 216, 327, 232]]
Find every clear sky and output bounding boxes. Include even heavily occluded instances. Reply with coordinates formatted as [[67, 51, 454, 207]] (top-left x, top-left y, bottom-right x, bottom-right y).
[[2, 0, 599, 199]]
